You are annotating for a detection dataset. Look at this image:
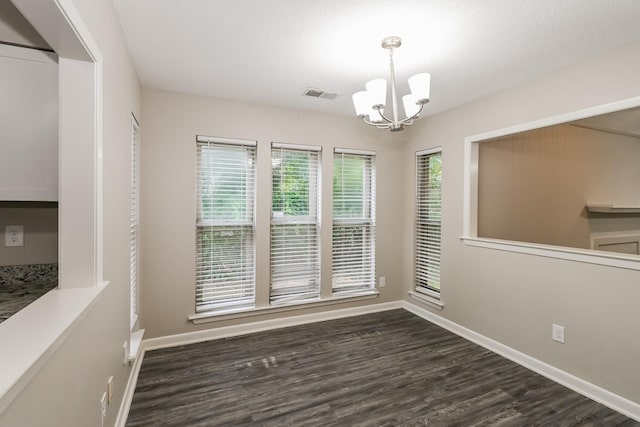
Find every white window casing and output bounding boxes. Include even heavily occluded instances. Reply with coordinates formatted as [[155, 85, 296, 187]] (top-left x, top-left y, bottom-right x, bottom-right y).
[[196, 136, 257, 312], [129, 114, 140, 329], [270, 143, 321, 304], [416, 147, 442, 295], [332, 148, 376, 294]]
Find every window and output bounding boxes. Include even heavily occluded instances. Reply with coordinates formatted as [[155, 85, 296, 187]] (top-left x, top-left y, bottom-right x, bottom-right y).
[[196, 136, 256, 312], [416, 148, 442, 295], [332, 148, 376, 294], [270, 143, 321, 304], [129, 115, 140, 329]]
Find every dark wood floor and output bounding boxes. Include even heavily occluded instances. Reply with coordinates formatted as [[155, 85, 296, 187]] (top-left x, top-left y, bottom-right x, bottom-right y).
[[127, 309, 638, 426]]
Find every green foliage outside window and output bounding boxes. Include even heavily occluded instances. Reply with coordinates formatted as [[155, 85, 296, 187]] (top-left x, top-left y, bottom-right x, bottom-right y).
[[272, 151, 311, 216], [200, 147, 250, 222], [333, 155, 366, 218]]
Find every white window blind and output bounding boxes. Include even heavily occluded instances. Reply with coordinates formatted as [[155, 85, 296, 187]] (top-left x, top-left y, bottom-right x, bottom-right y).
[[416, 148, 442, 294], [332, 148, 376, 294], [129, 115, 140, 330], [270, 143, 321, 304], [196, 136, 256, 312]]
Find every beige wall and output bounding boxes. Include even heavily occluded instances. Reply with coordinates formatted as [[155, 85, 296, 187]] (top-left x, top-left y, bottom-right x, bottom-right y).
[[140, 88, 404, 338], [478, 124, 640, 249], [402, 41, 640, 403], [0, 0, 141, 425], [0, 202, 57, 266], [0, 1, 49, 50]]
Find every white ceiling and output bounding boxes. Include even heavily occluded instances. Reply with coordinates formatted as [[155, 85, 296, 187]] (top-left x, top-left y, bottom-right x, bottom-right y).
[[112, 0, 640, 118]]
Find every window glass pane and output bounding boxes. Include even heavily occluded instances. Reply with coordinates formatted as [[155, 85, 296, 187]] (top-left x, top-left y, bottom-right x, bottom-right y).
[[416, 150, 442, 293], [270, 145, 320, 303], [272, 149, 317, 218], [196, 138, 256, 312], [129, 116, 140, 329], [332, 151, 376, 294], [333, 156, 365, 218]]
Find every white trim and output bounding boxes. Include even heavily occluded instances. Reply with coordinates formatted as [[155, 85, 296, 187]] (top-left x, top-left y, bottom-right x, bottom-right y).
[[408, 290, 444, 310], [416, 146, 442, 157], [465, 96, 640, 146], [196, 135, 257, 146], [189, 291, 379, 324], [402, 300, 640, 422], [334, 147, 376, 156], [462, 95, 640, 264], [590, 231, 640, 254], [150, 301, 401, 351], [272, 142, 322, 151], [461, 236, 640, 271], [115, 339, 146, 427], [0, 282, 108, 414], [0, 43, 57, 63], [128, 329, 145, 361]]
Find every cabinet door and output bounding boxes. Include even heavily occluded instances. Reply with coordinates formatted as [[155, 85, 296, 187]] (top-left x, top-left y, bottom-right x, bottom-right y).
[[0, 44, 58, 201]]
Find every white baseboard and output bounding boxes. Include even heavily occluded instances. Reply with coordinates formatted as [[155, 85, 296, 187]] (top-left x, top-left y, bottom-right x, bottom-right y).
[[143, 301, 403, 351], [115, 346, 146, 427], [402, 300, 640, 422]]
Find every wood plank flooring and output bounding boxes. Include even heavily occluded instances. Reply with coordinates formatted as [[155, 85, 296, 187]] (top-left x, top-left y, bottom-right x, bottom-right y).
[[126, 309, 638, 426]]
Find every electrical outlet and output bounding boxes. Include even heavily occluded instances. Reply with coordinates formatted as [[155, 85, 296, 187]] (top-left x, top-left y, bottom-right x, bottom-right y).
[[100, 392, 107, 427], [552, 324, 565, 343], [5, 225, 24, 247], [107, 376, 113, 404], [379, 276, 386, 287]]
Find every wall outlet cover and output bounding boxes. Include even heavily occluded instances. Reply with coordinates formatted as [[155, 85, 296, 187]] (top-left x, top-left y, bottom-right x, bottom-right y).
[[5, 225, 24, 247], [552, 324, 565, 343]]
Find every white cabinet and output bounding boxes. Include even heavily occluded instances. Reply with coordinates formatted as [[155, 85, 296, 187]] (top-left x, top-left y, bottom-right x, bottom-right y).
[[0, 44, 58, 201]]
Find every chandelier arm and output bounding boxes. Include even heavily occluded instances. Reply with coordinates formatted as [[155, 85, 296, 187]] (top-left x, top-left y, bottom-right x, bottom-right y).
[[361, 117, 393, 129], [376, 108, 393, 124], [362, 116, 389, 127], [400, 102, 425, 125]]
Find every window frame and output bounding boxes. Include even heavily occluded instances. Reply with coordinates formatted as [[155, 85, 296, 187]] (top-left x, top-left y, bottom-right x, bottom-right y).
[[269, 142, 322, 305], [332, 148, 377, 295], [415, 147, 443, 298], [461, 96, 640, 271], [129, 113, 140, 330], [195, 135, 257, 313]]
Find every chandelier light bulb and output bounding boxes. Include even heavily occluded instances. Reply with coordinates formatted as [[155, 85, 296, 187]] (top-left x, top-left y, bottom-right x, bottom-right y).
[[365, 79, 387, 109], [408, 73, 431, 104], [352, 91, 371, 118], [369, 109, 384, 123], [402, 94, 420, 118]]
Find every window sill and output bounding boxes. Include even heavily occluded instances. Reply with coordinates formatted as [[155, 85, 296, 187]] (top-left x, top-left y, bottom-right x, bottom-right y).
[[408, 290, 444, 310], [129, 329, 145, 362], [460, 236, 640, 271], [189, 290, 379, 324], [0, 282, 107, 414]]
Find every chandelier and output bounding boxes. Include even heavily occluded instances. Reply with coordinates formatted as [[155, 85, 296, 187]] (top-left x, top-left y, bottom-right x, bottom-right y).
[[352, 36, 431, 132]]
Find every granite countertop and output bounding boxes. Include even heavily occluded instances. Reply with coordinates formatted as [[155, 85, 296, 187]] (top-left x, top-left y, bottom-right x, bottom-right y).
[[0, 263, 58, 323], [0, 281, 58, 322]]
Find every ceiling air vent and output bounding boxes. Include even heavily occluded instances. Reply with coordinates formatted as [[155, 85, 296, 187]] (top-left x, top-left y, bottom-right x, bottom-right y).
[[302, 88, 340, 100]]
